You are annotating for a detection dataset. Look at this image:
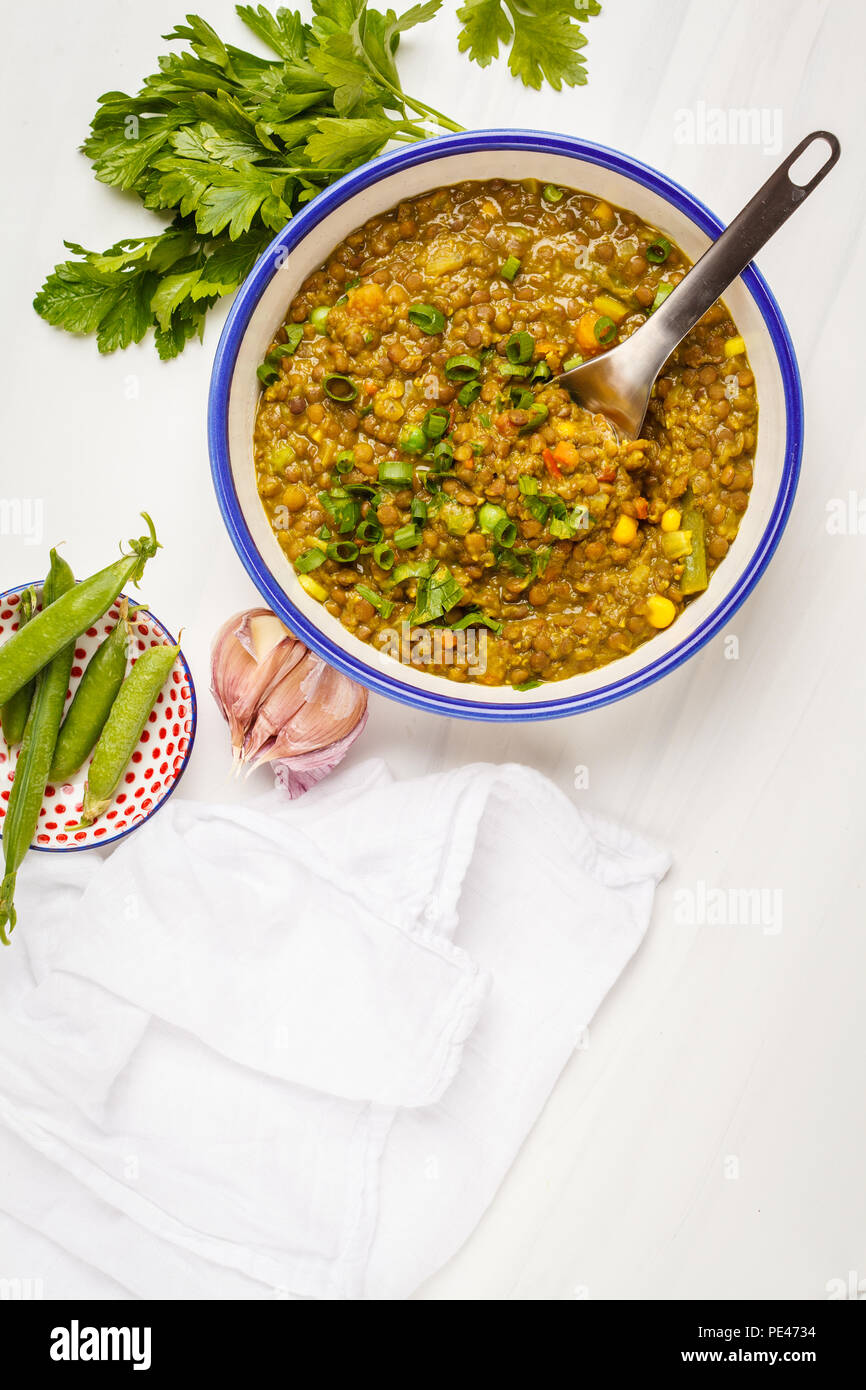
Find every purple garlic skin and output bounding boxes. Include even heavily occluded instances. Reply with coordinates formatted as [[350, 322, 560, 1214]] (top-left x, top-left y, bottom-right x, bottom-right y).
[[272, 707, 369, 799]]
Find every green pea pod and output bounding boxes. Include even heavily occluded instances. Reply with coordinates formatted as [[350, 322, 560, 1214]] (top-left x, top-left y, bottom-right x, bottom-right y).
[[0, 514, 159, 710], [680, 490, 708, 596], [50, 599, 135, 784], [0, 551, 76, 943], [80, 639, 181, 827], [0, 588, 37, 747]]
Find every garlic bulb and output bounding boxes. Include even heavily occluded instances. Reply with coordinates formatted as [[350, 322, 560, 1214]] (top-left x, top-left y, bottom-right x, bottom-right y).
[[211, 609, 368, 796]]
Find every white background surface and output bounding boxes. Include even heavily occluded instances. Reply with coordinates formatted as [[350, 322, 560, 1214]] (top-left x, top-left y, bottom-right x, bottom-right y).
[[1, 0, 864, 1300]]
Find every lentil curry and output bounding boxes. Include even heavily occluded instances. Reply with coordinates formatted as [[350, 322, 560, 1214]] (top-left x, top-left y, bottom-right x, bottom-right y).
[[254, 179, 757, 688]]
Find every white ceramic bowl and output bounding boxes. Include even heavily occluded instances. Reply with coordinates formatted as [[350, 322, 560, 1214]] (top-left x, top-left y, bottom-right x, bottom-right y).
[[209, 130, 802, 722]]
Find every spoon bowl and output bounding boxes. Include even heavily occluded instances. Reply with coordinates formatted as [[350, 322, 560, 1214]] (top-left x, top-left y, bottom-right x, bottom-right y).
[[552, 131, 840, 439]]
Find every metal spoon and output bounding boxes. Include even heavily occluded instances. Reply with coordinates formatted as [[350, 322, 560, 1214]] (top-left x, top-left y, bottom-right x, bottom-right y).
[[551, 131, 841, 438]]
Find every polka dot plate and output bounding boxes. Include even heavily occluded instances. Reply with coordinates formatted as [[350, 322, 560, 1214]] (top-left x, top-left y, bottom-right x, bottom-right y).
[[0, 585, 197, 851]]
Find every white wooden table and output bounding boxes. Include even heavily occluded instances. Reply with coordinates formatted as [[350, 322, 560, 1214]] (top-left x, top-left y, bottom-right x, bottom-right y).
[[0, 0, 863, 1300]]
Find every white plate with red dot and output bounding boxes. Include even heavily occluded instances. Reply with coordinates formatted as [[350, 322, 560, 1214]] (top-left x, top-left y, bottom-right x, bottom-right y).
[[0, 586, 197, 851]]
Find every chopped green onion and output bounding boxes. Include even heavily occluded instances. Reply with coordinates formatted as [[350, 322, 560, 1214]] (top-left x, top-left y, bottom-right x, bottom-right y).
[[411, 496, 428, 523], [530, 361, 551, 383], [355, 584, 394, 620], [646, 236, 672, 264], [445, 354, 481, 382], [562, 354, 584, 371], [448, 609, 503, 635], [542, 184, 564, 204], [310, 305, 330, 334], [479, 412, 491, 428], [519, 404, 549, 434], [594, 316, 617, 346], [281, 324, 305, 354], [422, 407, 449, 440], [518, 475, 540, 495], [509, 387, 534, 409], [493, 517, 517, 547], [514, 679, 542, 691], [378, 458, 414, 485], [356, 517, 383, 544], [408, 303, 445, 334], [391, 559, 436, 586], [400, 426, 428, 454], [318, 488, 361, 534], [458, 380, 481, 407], [295, 547, 326, 574], [500, 256, 521, 281], [410, 564, 464, 625], [506, 331, 535, 365], [432, 440, 454, 471], [322, 373, 358, 402], [394, 523, 422, 549], [326, 540, 359, 562], [372, 542, 395, 571], [526, 495, 550, 523], [335, 449, 355, 474], [650, 282, 674, 313], [257, 326, 305, 383]]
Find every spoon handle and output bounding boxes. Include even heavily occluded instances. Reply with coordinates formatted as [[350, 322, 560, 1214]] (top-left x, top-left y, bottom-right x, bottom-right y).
[[643, 131, 841, 359]]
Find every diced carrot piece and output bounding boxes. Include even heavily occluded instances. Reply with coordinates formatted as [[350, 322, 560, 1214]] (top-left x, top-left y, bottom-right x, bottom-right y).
[[633, 497, 649, 519], [576, 311, 602, 354], [553, 441, 579, 468], [542, 447, 563, 479]]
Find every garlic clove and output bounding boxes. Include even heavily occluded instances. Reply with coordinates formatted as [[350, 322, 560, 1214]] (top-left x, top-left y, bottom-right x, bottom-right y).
[[211, 609, 304, 758], [238, 611, 291, 665], [239, 650, 317, 767], [256, 659, 368, 762], [211, 606, 368, 794]]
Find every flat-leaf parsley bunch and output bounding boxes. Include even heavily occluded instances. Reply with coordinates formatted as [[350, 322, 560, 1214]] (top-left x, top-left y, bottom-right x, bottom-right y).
[[34, 1, 601, 358]]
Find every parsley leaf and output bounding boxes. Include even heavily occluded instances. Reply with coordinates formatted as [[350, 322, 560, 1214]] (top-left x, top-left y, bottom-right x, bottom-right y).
[[457, 0, 602, 89], [34, 1, 600, 357], [35, 3, 457, 355]]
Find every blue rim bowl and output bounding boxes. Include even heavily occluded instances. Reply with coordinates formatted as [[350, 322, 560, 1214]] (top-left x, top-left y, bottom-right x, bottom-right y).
[[209, 129, 803, 722]]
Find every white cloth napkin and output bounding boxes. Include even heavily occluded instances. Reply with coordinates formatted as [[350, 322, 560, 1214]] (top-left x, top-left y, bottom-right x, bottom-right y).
[[0, 759, 669, 1300]]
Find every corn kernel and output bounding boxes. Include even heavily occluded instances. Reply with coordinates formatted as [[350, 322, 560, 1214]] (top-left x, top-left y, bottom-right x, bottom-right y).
[[724, 336, 746, 358], [646, 594, 676, 628], [611, 514, 638, 544], [299, 574, 328, 602], [660, 507, 682, 532]]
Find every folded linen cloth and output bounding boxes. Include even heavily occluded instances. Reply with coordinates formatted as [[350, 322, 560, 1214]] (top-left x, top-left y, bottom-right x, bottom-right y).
[[0, 759, 669, 1300]]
